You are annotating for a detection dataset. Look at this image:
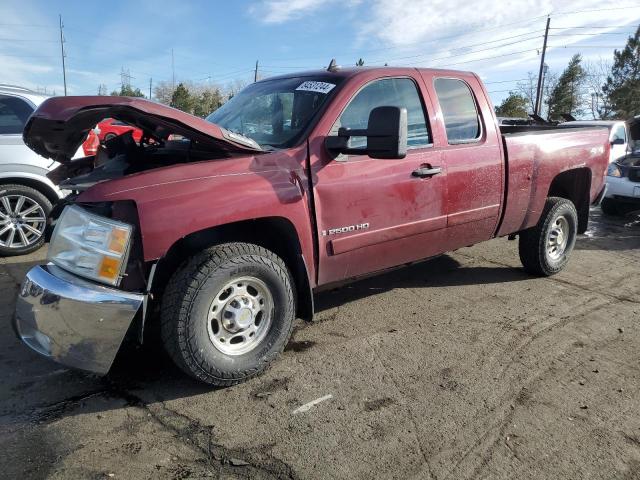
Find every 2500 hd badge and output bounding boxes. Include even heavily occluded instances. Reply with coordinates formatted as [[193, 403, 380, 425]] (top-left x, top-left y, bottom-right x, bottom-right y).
[[322, 223, 370, 236]]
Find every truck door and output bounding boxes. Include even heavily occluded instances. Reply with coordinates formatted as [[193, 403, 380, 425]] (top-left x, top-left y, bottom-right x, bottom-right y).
[[429, 76, 503, 249], [309, 76, 448, 285]]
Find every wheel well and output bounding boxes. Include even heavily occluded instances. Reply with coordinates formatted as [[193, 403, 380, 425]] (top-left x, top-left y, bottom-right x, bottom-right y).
[[151, 217, 313, 322], [547, 168, 591, 233], [0, 176, 60, 206]]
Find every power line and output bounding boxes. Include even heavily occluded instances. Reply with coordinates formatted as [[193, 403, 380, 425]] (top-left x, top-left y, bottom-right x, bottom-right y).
[[362, 32, 543, 65], [432, 48, 540, 68], [547, 44, 635, 48], [260, 33, 545, 71], [0, 38, 59, 42], [549, 25, 639, 29], [484, 78, 535, 84], [0, 53, 59, 58], [549, 32, 637, 36], [260, 17, 549, 64], [552, 5, 640, 15], [0, 23, 56, 28]]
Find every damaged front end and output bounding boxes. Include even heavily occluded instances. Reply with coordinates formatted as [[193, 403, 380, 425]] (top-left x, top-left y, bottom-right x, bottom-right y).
[[15, 96, 262, 375]]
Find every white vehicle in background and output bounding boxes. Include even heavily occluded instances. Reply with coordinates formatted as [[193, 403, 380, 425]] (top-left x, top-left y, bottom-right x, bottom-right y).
[[563, 118, 640, 215], [563, 120, 633, 162], [0, 85, 67, 255]]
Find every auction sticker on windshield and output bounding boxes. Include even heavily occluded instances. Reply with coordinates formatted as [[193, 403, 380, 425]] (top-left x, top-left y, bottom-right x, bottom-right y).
[[296, 81, 336, 94]]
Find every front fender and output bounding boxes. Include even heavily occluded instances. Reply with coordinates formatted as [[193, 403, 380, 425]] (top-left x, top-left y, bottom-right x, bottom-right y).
[[77, 147, 316, 282]]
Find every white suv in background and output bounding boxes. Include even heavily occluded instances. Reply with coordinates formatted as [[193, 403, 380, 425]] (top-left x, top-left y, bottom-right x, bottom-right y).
[[0, 85, 67, 256], [564, 119, 639, 215], [563, 120, 633, 162]]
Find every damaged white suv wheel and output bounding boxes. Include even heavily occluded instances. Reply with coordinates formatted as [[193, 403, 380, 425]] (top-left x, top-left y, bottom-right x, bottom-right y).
[[0, 184, 51, 256]]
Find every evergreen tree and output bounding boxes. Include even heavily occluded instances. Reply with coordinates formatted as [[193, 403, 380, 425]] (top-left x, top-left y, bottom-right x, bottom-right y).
[[193, 89, 224, 117], [547, 54, 586, 120], [110, 84, 145, 97], [495, 93, 529, 118], [356, 58, 365, 67], [603, 25, 640, 118], [170, 83, 194, 113]]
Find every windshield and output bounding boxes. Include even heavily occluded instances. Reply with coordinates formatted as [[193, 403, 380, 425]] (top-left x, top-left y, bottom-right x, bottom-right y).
[[206, 76, 342, 149]]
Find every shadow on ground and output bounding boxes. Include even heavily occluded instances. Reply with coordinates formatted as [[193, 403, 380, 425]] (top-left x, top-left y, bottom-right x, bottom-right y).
[[2, 251, 533, 427]]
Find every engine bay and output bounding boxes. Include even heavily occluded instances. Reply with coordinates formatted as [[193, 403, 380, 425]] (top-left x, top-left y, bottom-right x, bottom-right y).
[[48, 130, 229, 191]]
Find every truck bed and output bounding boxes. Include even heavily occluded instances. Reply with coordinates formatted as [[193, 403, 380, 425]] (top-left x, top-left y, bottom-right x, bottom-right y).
[[497, 126, 610, 237]]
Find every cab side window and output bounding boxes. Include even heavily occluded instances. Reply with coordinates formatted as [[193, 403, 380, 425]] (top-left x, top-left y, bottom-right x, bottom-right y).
[[0, 95, 34, 135], [333, 78, 431, 149], [434, 78, 481, 144]]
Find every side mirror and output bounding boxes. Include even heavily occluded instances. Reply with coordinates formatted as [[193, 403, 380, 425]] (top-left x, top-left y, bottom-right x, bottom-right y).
[[325, 106, 408, 159], [611, 138, 625, 146]]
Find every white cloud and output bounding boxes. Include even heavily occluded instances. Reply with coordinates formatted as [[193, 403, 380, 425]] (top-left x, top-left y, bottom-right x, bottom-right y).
[[251, 0, 362, 24], [252, 0, 640, 68]]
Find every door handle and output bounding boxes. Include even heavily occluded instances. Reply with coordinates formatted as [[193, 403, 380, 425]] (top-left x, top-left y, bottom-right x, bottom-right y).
[[412, 165, 442, 178]]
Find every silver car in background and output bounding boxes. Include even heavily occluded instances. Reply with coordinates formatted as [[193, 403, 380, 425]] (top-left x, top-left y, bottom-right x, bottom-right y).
[[0, 85, 67, 256]]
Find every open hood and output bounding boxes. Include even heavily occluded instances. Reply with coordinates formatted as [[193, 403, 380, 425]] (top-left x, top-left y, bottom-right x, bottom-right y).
[[628, 115, 640, 143], [23, 96, 262, 163]]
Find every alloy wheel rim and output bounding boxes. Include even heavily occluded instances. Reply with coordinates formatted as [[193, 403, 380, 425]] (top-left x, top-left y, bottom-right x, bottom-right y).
[[207, 276, 273, 355], [0, 195, 46, 249], [547, 215, 570, 261]]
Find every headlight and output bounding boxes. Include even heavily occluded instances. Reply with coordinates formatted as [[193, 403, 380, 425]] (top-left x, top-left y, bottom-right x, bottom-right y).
[[607, 163, 622, 177], [48, 205, 133, 286]]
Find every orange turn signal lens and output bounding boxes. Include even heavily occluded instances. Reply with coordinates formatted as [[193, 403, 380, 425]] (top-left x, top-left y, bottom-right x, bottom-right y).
[[108, 227, 129, 254], [98, 256, 121, 281]]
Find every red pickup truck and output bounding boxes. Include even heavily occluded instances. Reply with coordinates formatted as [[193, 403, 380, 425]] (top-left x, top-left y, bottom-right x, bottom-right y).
[[14, 67, 609, 386]]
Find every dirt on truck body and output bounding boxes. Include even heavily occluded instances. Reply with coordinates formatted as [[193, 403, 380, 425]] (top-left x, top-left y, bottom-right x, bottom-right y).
[[14, 66, 610, 386]]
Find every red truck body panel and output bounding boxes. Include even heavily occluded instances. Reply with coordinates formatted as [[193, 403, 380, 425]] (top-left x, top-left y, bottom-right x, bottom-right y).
[[27, 67, 609, 291], [497, 129, 608, 237], [78, 145, 318, 284]]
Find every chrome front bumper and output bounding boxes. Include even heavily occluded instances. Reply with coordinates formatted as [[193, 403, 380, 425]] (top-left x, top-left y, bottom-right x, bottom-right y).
[[14, 264, 144, 375]]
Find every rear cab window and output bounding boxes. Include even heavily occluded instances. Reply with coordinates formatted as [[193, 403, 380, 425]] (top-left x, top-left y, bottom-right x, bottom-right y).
[[433, 78, 482, 144], [332, 77, 431, 150]]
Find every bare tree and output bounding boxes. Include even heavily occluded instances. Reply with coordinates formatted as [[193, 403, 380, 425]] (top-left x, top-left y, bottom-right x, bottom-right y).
[[541, 71, 558, 120], [516, 72, 538, 114], [226, 79, 248, 100], [153, 80, 175, 105], [584, 58, 613, 119]]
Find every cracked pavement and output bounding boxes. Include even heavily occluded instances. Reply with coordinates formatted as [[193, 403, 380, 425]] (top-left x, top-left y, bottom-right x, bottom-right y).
[[1, 208, 639, 479]]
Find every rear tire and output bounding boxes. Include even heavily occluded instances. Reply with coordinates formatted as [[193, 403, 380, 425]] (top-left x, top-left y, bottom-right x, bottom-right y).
[[160, 242, 295, 386], [518, 197, 578, 276], [0, 184, 51, 256]]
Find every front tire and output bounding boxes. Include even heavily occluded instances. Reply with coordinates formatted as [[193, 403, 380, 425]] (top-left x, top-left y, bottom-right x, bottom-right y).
[[0, 184, 51, 256], [160, 242, 295, 386], [518, 197, 578, 276]]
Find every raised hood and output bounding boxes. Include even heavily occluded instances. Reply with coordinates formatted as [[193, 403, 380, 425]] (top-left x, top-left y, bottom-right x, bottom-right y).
[[23, 96, 262, 163], [629, 115, 640, 142]]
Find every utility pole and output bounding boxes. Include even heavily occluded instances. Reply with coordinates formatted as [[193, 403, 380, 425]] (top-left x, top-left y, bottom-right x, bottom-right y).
[[254, 60, 259, 82], [149, 77, 152, 99], [534, 16, 550, 116], [59, 14, 67, 96], [171, 49, 175, 90], [120, 67, 133, 89]]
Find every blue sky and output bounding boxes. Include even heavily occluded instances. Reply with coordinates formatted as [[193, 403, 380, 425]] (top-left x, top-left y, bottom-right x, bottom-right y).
[[2, 0, 640, 109]]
